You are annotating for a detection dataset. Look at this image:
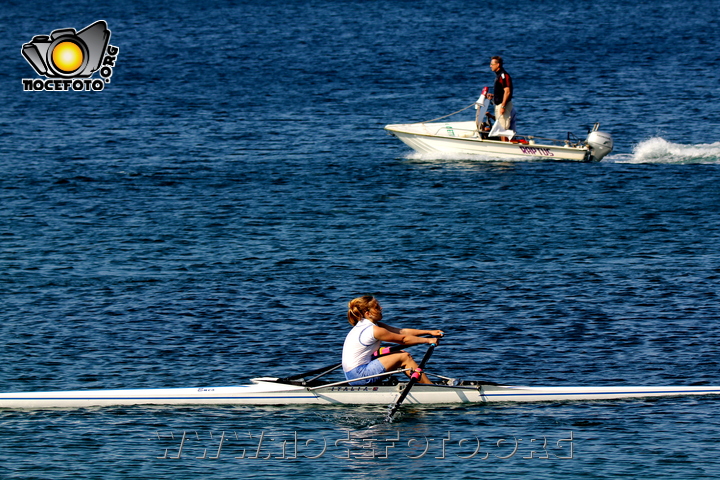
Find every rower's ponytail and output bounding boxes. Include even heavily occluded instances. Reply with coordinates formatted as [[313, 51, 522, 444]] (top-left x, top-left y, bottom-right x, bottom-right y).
[[347, 296, 380, 326]]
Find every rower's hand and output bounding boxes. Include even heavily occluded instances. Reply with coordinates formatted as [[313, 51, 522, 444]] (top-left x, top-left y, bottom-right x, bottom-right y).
[[428, 330, 444, 346]]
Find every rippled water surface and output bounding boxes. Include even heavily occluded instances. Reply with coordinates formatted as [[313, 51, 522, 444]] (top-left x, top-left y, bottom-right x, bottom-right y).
[[1, 0, 719, 478]]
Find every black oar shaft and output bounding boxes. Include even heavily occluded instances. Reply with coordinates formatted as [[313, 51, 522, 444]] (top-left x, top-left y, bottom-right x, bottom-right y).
[[385, 343, 436, 422]]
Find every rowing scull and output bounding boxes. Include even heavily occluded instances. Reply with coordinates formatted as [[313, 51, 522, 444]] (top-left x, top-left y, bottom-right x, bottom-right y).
[[2, 344, 717, 409], [1, 378, 719, 409]]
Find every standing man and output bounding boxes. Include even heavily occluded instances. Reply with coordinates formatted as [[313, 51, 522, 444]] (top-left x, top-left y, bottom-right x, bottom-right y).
[[489, 56, 514, 141]]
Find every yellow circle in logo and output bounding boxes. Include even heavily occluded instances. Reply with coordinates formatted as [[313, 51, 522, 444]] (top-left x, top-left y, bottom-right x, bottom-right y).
[[52, 41, 84, 73]]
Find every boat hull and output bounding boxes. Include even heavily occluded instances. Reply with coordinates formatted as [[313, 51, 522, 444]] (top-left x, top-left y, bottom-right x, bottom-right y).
[[1, 381, 719, 409], [385, 122, 591, 161]]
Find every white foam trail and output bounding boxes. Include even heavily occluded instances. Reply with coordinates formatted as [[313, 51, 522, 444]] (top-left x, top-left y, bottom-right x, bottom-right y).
[[404, 138, 720, 165], [613, 138, 720, 164]]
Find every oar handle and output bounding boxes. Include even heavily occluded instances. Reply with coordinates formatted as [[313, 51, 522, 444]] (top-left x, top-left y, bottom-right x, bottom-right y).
[[372, 335, 442, 359], [372, 345, 405, 358]]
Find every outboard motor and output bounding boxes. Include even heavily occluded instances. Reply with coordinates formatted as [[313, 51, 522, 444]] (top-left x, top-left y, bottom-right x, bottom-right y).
[[586, 123, 613, 162]]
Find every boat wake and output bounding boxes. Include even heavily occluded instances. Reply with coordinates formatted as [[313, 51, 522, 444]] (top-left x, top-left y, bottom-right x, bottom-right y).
[[612, 137, 720, 164], [404, 138, 720, 165]]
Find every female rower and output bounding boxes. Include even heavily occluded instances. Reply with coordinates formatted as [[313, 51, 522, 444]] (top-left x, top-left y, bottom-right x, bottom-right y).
[[342, 296, 444, 386]]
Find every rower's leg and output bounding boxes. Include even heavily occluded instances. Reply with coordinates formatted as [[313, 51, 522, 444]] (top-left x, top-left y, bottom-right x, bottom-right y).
[[377, 351, 432, 384]]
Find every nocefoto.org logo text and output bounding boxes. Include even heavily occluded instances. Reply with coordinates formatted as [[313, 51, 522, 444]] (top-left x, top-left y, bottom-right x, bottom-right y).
[[21, 20, 119, 92]]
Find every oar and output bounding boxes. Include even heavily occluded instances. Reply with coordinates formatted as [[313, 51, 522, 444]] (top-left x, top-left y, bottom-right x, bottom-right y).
[[385, 343, 436, 422]]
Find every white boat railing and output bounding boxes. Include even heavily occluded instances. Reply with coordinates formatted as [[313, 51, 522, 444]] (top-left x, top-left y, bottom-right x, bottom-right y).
[[431, 125, 478, 138]]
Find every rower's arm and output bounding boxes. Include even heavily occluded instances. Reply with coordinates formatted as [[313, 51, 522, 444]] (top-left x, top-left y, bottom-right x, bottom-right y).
[[374, 323, 442, 345], [378, 322, 443, 337]]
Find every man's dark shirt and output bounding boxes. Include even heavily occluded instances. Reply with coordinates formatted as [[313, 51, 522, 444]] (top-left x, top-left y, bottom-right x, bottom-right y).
[[493, 67, 513, 105]]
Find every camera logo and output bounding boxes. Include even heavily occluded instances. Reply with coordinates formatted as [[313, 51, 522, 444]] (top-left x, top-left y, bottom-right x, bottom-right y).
[[21, 20, 119, 92]]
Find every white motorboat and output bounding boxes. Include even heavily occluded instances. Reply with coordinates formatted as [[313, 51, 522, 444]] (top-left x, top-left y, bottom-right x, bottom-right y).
[[384, 88, 614, 162], [1, 366, 718, 409]]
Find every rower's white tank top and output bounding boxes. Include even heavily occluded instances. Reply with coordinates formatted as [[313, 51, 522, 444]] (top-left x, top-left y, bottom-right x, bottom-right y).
[[342, 319, 381, 372]]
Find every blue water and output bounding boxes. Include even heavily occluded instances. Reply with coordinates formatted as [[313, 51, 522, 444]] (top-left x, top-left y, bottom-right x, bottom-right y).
[[1, 0, 720, 478]]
